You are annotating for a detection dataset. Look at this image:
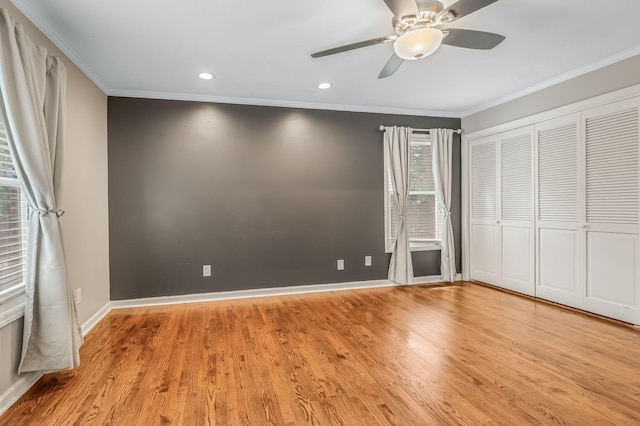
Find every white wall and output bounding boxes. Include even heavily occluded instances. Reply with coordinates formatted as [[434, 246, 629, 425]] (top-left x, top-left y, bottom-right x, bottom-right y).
[[462, 54, 640, 133], [0, 0, 109, 403]]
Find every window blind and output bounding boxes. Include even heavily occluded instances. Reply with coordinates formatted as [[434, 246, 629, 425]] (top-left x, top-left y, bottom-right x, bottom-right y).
[[0, 122, 27, 294], [388, 134, 440, 243]]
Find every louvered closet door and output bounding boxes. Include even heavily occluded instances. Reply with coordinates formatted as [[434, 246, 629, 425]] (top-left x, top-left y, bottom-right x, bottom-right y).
[[469, 136, 499, 284], [535, 114, 583, 308], [499, 126, 535, 295], [582, 98, 640, 324]]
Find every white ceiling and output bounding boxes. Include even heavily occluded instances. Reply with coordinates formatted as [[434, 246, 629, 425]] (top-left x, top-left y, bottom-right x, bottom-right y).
[[11, 0, 640, 117]]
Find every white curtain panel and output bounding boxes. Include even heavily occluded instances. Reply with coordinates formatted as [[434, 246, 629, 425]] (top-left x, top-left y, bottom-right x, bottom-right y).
[[0, 9, 82, 373], [384, 126, 414, 284], [430, 128, 456, 282]]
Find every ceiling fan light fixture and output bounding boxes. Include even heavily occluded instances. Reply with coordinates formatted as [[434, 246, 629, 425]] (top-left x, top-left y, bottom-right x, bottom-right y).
[[393, 27, 443, 60]]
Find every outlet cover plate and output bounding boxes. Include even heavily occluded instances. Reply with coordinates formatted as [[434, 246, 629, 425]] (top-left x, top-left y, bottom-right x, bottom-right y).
[[203, 265, 212, 277]]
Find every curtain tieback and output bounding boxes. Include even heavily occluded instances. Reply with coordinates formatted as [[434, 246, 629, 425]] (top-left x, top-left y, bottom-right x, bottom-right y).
[[33, 208, 65, 217], [398, 213, 407, 218]]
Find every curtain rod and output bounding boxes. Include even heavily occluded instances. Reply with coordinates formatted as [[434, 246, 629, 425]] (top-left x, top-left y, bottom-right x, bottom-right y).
[[379, 125, 462, 134]]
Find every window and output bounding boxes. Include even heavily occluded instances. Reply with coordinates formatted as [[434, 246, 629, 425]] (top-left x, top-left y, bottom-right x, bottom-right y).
[[0, 119, 28, 304], [384, 132, 441, 252]]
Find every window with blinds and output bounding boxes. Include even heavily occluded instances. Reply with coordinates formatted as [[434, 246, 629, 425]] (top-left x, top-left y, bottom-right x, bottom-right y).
[[385, 133, 441, 251], [0, 120, 28, 296]]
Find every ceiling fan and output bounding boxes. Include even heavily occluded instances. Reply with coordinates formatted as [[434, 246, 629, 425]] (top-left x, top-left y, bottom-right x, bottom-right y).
[[311, 0, 505, 78]]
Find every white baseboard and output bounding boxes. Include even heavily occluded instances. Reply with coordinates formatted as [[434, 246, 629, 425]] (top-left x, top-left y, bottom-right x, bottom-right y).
[[111, 278, 399, 309], [112, 275, 464, 310], [0, 302, 112, 417], [0, 371, 43, 417], [80, 302, 112, 336]]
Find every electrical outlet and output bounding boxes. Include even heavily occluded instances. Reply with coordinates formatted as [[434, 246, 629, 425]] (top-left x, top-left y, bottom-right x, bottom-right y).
[[203, 264, 212, 277], [337, 259, 344, 270], [365, 256, 372, 266], [75, 288, 82, 305]]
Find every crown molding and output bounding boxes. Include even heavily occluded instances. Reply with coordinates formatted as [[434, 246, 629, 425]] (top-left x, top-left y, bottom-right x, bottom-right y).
[[461, 82, 640, 142], [13, 0, 640, 121], [461, 45, 640, 118], [10, 0, 110, 93], [8, 0, 460, 118], [107, 89, 462, 118]]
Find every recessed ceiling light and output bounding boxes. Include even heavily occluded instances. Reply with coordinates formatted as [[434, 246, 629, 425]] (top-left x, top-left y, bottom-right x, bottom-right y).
[[199, 72, 214, 80], [318, 82, 332, 89]]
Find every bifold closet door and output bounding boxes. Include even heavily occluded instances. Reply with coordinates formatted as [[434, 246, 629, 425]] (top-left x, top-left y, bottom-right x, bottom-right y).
[[582, 98, 640, 324], [499, 127, 535, 295], [535, 114, 583, 308], [469, 136, 499, 284]]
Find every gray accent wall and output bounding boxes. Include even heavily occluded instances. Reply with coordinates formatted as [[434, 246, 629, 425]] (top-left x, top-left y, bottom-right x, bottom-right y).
[[108, 98, 461, 300]]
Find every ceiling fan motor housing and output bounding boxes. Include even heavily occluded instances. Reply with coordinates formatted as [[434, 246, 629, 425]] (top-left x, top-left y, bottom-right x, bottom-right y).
[[392, 0, 455, 35]]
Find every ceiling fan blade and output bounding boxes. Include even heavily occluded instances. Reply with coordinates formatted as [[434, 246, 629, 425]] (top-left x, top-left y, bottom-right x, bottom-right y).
[[442, 28, 505, 50], [382, 0, 420, 19], [311, 36, 393, 58], [378, 54, 404, 79], [443, 0, 499, 20]]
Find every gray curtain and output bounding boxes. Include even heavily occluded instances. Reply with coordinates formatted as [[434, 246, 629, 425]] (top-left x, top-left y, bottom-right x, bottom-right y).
[[430, 128, 456, 282], [0, 9, 82, 373], [384, 126, 414, 284]]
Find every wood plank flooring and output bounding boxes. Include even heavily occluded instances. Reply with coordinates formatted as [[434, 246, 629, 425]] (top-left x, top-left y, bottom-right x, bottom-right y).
[[1, 282, 639, 425]]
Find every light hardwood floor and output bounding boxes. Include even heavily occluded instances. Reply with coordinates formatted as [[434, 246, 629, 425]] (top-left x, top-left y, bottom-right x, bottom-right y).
[[1, 282, 639, 425]]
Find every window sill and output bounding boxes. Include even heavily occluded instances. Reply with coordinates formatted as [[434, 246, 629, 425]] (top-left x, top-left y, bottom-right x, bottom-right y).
[[0, 284, 26, 329], [385, 242, 442, 254], [410, 242, 442, 252]]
